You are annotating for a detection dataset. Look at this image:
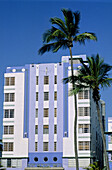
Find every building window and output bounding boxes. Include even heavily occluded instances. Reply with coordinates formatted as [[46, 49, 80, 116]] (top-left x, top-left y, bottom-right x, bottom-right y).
[[44, 108, 49, 117], [78, 141, 90, 150], [43, 142, 48, 151], [5, 77, 15, 86], [84, 90, 89, 99], [44, 92, 49, 101], [54, 125, 57, 134], [10, 77, 15, 86], [4, 126, 8, 134], [54, 75, 57, 84], [36, 76, 38, 85], [44, 76, 49, 85], [9, 143, 13, 151], [4, 109, 14, 118], [85, 141, 90, 150], [78, 124, 90, 133], [4, 110, 9, 118], [5, 93, 9, 102], [4, 126, 14, 135], [4, 142, 8, 151], [5, 77, 9, 86], [54, 108, 57, 117], [78, 91, 83, 99], [10, 93, 15, 102], [84, 107, 90, 116], [78, 89, 89, 99], [54, 92, 57, 100], [36, 109, 38, 118], [4, 93, 15, 102], [78, 107, 83, 116], [43, 125, 49, 134], [3, 142, 13, 151], [78, 107, 90, 116], [35, 125, 38, 134], [35, 142, 38, 151], [10, 109, 14, 118], [7, 158, 11, 167], [36, 92, 38, 101], [9, 126, 14, 134], [54, 142, 57, 151]]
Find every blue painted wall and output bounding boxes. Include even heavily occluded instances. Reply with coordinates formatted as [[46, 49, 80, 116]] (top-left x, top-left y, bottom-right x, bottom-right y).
[[23, 65, 30, 138], [63, 62, 69, 137], [57, 63, 63, 152], [28, 64, 36, 152], [28, 152, 63, 167], [48, 64, 54, 151], [28, 63, 64, 166]]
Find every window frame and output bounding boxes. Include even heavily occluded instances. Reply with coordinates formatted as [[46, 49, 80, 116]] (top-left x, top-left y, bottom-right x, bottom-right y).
[[54, 142, 57, 151], [43, 142, 48, 151], [78, 141, 90, 150], [78, 124, 90, 134], [54, 108, 57, 117], [35, 125, 38, 134], [44, 108, 49, 117], [3, 142, 13, 152], [78, 107, 90, 116], [35, 142, 38, 151], [44, 76, 49, 85], [54, 125, 57, 134], [36, 92, 38, 101], [4, 93, 15, 102], [36, 109, 38, 118], [44, 92, 49, 101], [78, 89, 89, 99], [5, 77, 15, 86], [43, 125, 49, 134], [54, 92, 57, 101], [36, 76, 38, 85], [54, 75, 57, 84]]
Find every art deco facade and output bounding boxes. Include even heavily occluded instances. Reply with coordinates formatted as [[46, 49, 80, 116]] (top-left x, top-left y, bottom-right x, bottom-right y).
[[1, 55, 105, 170]]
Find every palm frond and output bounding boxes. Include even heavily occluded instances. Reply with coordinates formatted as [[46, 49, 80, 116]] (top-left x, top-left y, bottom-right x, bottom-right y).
[[73, 11, 80, 35], [43, 26, 67, 43], [38, 43, 56, 55], [38, 39, 69, 55], [61, 8, 74, 32], [70, 84, 88, 95], [77, 54, 112, 102], [74, 32, 97, 44], [50, 17, 68, 35], [100, 78, 112, 88], [43, 26, 57, 43]]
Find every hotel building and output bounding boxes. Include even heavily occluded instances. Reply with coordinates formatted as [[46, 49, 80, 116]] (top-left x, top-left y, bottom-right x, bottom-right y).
[[1, 55, 105, 170]]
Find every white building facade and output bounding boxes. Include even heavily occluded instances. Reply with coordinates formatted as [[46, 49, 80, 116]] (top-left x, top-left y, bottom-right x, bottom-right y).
[[1, 55, 105, 170], [107, 117, 112, 169]]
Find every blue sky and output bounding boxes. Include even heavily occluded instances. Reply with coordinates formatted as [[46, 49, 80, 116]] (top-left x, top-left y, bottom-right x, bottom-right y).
[[0, 0, 112, 138]]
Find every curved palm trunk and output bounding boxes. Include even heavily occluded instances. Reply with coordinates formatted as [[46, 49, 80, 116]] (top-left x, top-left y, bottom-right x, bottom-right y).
[[69, 47, 79, 170], [96, 101, 110, 170]]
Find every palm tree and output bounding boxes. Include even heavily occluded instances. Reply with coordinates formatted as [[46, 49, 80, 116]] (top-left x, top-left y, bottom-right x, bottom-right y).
[[84, 161, 106, 170], [38, 8, 97, 170], [75, 54, 112, 170]]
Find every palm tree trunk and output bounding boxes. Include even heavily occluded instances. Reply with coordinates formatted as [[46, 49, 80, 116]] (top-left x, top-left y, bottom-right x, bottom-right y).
[[96, 101, 110, 170], [69, 47, 79, 170]]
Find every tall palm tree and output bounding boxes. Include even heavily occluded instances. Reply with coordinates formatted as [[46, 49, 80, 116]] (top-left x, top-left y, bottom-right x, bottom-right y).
[[75, 54, 112, 170], [38, 8, 97, 170]]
